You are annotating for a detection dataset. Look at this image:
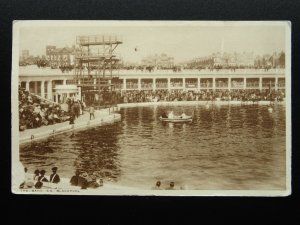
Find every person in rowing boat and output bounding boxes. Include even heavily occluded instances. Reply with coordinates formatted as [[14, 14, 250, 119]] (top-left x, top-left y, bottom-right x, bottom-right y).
[[168, 111, 174, 119], [180, 112, 188, 119], [161, 111, 168, 118]]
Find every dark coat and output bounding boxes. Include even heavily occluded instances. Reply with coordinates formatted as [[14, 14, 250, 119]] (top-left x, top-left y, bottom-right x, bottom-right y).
[[70, 175, 79, 186], [50, 173, 60, 183], [77, 176, 88, 189], [38, 176, 49, 182]]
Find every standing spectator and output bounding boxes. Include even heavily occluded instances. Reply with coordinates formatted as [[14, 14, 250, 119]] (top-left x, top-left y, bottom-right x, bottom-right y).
[[69, 111, 75, 124], [89, 106, 95, 120]]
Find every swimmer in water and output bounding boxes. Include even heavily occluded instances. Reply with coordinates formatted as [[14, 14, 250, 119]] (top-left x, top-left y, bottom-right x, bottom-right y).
[[152, 181, 162, 190], [166, 181, 175, 190]]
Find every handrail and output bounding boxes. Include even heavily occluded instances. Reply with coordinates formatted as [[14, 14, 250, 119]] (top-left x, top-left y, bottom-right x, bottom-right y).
[[31, 93, 57, 105], [76, 35, 122, 45]]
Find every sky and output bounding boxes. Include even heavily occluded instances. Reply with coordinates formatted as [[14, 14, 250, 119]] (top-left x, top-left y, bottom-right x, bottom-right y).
[[18, 21, 287, 63]]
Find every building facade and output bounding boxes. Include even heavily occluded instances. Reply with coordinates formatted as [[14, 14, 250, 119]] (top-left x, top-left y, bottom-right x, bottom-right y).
[[46, 45, 76, 68], [141, 53, 175, 69], [186, 52, 257, 68]]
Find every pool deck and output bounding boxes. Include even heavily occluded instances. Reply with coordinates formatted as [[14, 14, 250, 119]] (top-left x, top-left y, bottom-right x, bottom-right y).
[[19, 107, 121, 145]]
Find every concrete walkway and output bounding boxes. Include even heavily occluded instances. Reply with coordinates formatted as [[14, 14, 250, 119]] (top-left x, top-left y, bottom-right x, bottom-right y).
[[19, 108, 121, 144]]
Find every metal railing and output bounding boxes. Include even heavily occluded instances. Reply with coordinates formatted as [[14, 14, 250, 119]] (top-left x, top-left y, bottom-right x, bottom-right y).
[[155, 83, 168, 88], [141, 83, 153, 88], [75, 52, 120, 59], [246, 83, 260, 87], [76, 35, 122, 45], [126, 84, 138, 89], [31, 93, 57, 105], [231, 83, 244, 88], [185, 84, 198, 88], [170, 83, 183, 87], [215, 83, 229, 88], [200, 83, 213, 88]]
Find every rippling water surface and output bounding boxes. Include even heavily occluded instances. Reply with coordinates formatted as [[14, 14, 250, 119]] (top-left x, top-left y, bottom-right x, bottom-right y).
[[20, 104, 286, 190]]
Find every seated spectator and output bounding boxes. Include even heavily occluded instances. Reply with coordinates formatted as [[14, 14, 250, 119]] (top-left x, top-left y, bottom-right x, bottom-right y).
[[33, 169, 40, 181], [38, 170, 49, 182], [70, 170, 80, 186], [19, 167, 34, 189], [18, 87, 83, 131], [78, 171, 89, 189], [88, 175, 100, 188], [50, 167, 60, 184]]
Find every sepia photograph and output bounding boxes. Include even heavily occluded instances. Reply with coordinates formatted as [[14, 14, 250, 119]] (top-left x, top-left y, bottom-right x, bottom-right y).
[[11, 21, 291, 196]]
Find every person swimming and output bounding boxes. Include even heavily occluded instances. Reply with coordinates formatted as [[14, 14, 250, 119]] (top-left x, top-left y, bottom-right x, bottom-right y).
[[152, 181, 162, 190], [166, 181, 175, 190]]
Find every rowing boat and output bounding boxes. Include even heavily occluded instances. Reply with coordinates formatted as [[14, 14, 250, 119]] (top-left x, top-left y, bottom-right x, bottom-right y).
[[159, 115, 193, 122]]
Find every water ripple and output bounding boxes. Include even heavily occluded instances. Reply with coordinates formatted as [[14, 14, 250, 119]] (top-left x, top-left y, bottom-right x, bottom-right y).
[[20, 104, 286, 190]]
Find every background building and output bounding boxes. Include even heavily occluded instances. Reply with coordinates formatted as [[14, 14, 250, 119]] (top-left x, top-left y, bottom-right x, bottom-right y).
[[185, 51, 284, 70], [46, 45, 76, 68], [141, 53, 174, 69], [185, 52, 257, 69]]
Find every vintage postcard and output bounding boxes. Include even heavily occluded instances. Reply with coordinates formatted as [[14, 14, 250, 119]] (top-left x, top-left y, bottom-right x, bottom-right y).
[[11, 21, 291, 196]]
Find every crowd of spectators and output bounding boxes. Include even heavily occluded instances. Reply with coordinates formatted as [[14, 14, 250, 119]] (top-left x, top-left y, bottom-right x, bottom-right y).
[[120, 64, 281, 73], [19, 87, 84, 131], [119, 89, 285, 104], [20, 167, 60, 189], [70, 170, 103, 189], [183, 65, 278, 72], [18, 85, 285, 131], [22, 62, 284, 74]]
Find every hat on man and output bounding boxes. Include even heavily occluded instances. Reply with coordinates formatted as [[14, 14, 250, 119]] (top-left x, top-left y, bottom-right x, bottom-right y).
[[52, 167, 58, 172], [81, 171, 88, 178]]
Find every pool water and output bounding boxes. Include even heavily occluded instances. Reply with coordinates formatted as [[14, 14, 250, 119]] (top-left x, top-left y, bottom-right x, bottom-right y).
[[20, 104, 286, 190]]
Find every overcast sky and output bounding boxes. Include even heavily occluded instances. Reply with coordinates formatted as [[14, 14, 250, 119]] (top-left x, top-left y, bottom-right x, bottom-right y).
[[18, 21, 287, 63]]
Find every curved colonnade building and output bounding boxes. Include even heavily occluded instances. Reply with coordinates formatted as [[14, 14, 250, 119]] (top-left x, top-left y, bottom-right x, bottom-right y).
[[19, 66, 286, 104]]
